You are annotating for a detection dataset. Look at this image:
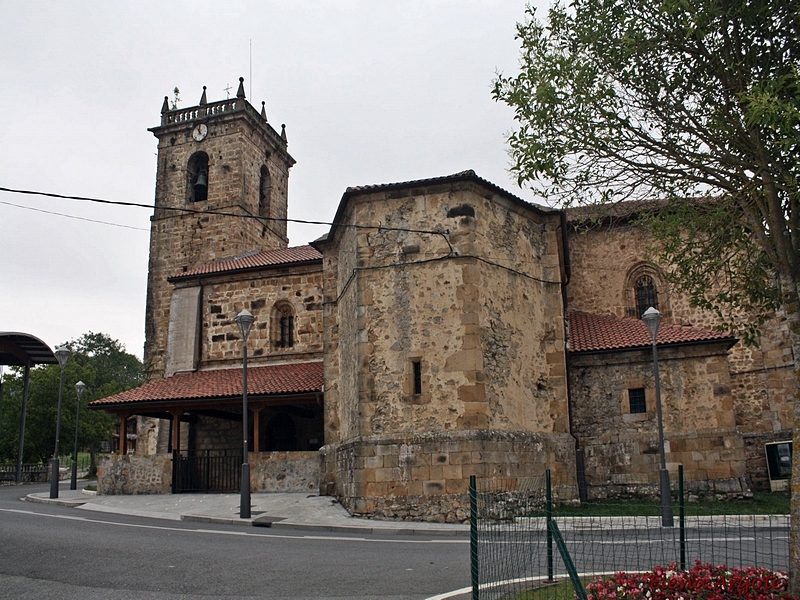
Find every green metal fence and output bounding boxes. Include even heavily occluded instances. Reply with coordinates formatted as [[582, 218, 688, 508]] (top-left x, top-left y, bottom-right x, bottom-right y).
[[469, 470, 789, 600], [0, 454, 93, 484]]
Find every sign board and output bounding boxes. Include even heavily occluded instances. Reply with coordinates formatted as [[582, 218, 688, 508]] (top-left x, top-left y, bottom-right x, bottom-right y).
[[765, 440, 791, 492]]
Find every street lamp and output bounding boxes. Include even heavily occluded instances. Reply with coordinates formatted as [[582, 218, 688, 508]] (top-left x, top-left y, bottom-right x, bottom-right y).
[[235, 308, 255, 519], [50, 346, 71, 499], [70, 381, 86, 491], [642, 306, 674, 527]]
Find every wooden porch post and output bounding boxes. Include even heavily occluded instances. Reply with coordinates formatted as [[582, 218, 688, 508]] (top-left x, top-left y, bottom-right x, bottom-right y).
[[170, 411, 183, 453], [252, 404, 262, 453], [118, 413, 130, 455]]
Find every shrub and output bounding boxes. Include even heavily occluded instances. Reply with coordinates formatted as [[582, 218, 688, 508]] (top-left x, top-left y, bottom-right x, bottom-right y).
[[586, 561, 795, 600]]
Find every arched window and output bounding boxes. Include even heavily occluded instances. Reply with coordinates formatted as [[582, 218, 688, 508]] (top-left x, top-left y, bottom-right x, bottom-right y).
[[259, 165, 271, 218], [186, 152, 209, 203], [635, 274, 658, 317], [271, 302, 295, 350], [624, 263, 668, 319]]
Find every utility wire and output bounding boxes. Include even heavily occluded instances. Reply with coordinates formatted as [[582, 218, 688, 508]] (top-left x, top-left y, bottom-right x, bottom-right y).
[[0, 200, 149, 231], [0, 185, 560, 283], [0, 186, 446, 236]]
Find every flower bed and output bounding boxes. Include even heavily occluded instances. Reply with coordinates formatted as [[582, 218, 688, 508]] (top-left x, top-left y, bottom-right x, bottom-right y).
[[585, 561, 796, 600]]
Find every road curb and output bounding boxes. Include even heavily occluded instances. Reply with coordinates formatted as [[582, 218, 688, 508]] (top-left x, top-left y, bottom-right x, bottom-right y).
[[22, 492, 471, 536], [25, 493, 87, 508]]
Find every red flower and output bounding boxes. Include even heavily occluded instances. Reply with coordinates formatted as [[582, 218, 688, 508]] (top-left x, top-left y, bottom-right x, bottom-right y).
[[578, 563, 795, 600]]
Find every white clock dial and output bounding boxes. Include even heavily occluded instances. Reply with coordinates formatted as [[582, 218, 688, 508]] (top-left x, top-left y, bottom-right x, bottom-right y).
[[192, 124, 208, 141]]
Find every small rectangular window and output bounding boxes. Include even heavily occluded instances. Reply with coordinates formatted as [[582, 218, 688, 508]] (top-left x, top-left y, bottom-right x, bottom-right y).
[[412, 360, 422, 395], [628, 388, 646, 414]]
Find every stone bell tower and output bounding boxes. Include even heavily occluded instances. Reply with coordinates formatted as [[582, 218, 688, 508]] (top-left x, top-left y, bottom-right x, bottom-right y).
[[143, 77, 295, 379]]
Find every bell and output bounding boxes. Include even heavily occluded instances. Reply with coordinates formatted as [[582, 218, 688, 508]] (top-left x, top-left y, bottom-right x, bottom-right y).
[[193, 170, 208, 201]]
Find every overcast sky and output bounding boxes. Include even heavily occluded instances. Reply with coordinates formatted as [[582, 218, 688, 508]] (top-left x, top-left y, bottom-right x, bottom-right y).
[[0, 1, 549, 360]]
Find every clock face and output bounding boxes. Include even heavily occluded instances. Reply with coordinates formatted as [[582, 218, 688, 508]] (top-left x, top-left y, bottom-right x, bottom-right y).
[[192, 124, 208, 142]]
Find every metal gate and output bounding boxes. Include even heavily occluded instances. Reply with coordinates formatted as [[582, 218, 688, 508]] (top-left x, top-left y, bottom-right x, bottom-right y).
[[172, 449, 241, 493]]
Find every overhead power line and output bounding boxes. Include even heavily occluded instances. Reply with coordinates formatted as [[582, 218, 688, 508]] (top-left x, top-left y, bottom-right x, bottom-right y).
[[0, 186, 443, 236], [0, 185, 561, 283], [0, 200, 149, 231]]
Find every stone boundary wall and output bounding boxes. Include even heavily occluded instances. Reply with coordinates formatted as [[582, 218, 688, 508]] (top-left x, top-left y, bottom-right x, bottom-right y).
[[98, 452, 319, 495], [251, 451, 319, 492], [580, 428, 748, 500], [320, 430, 578, 522], [97, 454, 172, 495]]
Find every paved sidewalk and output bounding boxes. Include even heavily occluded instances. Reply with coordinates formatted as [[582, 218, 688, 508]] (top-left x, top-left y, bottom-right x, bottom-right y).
[[24, 485, 470, 537]]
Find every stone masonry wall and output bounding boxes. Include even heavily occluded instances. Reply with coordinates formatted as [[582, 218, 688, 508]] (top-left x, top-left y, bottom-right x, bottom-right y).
[[145, 101, 291, 380], [337, 184, 568, 438], [251, 451, 319, 492], [194, 264, 324, 367], [321, 203, 359, 445], [318, 180, 575, 517], [569, 343, 747, 498], [566, 221, 794, 486], [97, 454, 172, 495], [97, 451, 318, 494], [321, 430, 577, 522]]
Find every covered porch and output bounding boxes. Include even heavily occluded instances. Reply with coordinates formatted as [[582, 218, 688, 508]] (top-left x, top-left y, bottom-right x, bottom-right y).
[[89, 361, 324, 494]]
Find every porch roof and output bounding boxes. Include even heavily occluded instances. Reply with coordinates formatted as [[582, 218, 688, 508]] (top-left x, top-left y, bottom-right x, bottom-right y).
[[89, 361, 324, 409], [568, 311, 737, 353], [170, 245, 322, 282]]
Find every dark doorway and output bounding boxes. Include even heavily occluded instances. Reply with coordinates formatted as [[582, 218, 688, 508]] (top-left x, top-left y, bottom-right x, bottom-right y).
[[267, 413, 297, 451]]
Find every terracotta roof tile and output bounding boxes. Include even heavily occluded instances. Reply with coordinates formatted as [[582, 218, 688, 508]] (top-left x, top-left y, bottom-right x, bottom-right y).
[[565, 199, 662, 224], [89, 361, 323, 407], [172, 245, 322, 280], [343, 170, 556, 215], [346, 170, 479, 193], [568, 311, 736, 353]]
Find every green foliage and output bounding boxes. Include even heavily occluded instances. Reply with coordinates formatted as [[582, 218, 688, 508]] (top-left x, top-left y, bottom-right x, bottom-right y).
[[0, 333, 143, 464], [170, 86, 181, 110], [493, 0, 800, 339]]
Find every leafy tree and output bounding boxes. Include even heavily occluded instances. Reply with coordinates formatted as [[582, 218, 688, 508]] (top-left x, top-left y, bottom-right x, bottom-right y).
[[492, 0, 799, 587], [0, 333, 143, 474]]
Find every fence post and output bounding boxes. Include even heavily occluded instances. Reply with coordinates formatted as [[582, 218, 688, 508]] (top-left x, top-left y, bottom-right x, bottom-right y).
[[470, 474, 479, 600], [549, 520, 588, 600], [679, 464, 685, 571], [547, 468, 554, 581]]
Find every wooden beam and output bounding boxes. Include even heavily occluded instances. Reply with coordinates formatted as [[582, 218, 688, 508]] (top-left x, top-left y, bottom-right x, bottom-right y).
[[119, 413, 131, 455], [253, 407, 261, 453], [171, 410, 183, 453]]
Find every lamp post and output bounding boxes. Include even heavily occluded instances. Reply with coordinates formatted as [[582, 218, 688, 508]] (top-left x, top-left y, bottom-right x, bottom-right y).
[[642, 307, 674, 527], [50, 346, 71, 499], [0, 365, 4, 438], [235, 309, 255, 519], [70, 381, 86, 490]]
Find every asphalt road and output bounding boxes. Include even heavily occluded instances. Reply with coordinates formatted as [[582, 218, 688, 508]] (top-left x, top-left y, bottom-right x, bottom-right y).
[[0, 484, 471, 600]]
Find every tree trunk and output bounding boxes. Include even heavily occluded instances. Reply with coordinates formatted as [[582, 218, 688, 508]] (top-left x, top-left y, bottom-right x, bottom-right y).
[[786, 283, 800, 595]]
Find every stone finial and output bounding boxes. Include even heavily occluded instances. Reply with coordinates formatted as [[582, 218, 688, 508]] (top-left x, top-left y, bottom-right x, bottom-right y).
[[199, 86, 208, 106], [261, 101, 268, 121], [161, 96, 170, 114], [281, 124, 287, 142], [236, 77, 246, 99]]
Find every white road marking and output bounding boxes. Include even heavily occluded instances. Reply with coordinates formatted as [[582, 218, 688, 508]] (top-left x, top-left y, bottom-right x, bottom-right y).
[[425, 571, 619, 600], [0, 508, 468, 544]]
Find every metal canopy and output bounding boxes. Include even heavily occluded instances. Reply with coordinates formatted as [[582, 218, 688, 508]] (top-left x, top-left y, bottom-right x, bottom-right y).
[[0, 332, 57, 367]]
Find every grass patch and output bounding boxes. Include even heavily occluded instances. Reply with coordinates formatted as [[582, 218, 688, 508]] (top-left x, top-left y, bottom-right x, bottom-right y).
[[513, 578, 587, 600], [552, 490, 789, 517]]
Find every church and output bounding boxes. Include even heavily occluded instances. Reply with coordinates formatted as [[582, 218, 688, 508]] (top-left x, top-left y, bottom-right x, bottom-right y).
[[90, 80, 794, 520]]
